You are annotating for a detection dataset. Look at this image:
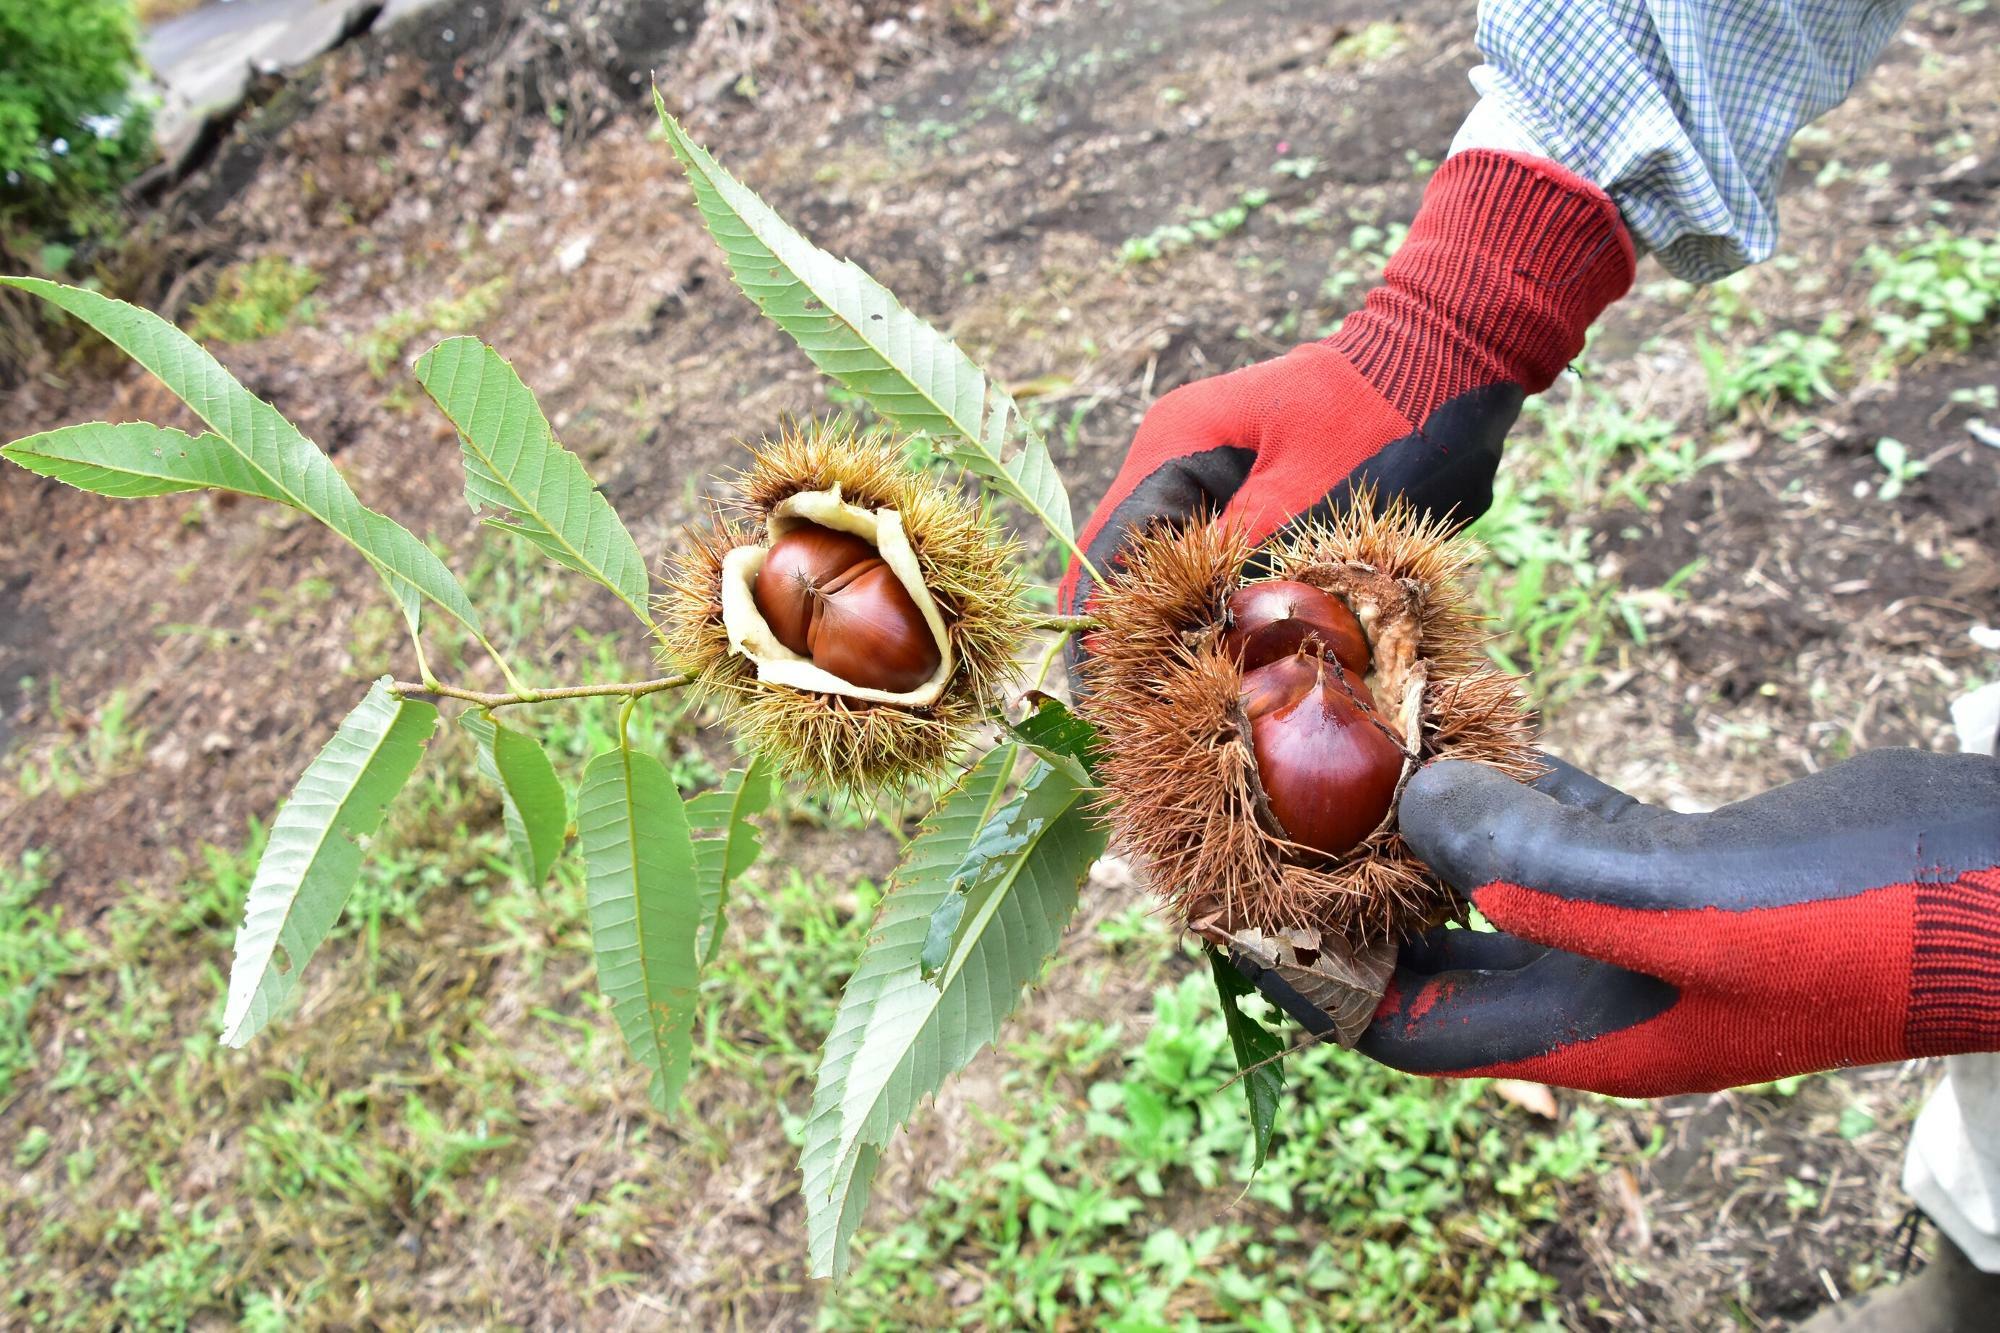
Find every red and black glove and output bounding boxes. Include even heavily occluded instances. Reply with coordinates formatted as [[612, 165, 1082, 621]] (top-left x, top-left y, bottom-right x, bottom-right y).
[[1060, 150, 1636, 615], [1355, 751, 2000, 1098]]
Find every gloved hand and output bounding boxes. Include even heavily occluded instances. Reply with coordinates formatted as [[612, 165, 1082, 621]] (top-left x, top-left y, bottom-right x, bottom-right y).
[[1060, 150, 1635, 616], [1357, 751, 2000, 1098]]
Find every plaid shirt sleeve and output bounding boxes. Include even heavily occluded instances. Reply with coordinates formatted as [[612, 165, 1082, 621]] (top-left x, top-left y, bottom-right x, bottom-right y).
[[1450, 0, 1913, 283]]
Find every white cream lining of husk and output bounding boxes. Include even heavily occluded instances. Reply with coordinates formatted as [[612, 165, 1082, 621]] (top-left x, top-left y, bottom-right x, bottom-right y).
[[719, 487, 956, 706]]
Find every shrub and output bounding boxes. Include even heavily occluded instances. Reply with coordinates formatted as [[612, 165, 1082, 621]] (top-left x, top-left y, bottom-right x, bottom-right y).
[[0, 0, 156, 237]]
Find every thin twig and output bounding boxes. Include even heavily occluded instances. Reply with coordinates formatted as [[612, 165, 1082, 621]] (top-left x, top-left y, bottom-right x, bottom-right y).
[[390, 674, 695, 710], [1029, 613, 1099, 632]]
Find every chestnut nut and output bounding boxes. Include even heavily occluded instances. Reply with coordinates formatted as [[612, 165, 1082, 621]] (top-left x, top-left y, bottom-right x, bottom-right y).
[[752, 520, 943, 694], [1241, 653, 1403, 860], [1224, 580, 1370, 675]]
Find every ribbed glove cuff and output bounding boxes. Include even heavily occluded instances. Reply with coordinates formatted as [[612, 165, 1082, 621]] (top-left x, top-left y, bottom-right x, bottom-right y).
[[1328, 150, 1634, 423], [1909, 867, 2000, 1056]]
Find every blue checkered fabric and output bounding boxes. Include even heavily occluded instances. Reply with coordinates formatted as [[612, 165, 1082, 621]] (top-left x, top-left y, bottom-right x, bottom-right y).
[[1464, 0, 1912, 282]]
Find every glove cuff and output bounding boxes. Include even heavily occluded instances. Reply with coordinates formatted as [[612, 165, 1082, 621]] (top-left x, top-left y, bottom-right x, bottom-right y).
[[1327, 150, 1635, 424], [1908, 867, 2000, 1056]]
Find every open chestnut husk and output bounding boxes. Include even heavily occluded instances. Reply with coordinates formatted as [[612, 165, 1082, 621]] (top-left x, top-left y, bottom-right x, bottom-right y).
[[659, 417, 1029, 792], [1077, 491, 1540, 963]]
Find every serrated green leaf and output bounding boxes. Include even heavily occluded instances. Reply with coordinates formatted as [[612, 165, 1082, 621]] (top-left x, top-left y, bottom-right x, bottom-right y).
[[577, 743, 701, 1109], [918, 757, 1093, 975], [654, 100, 1085, 567], [0, 422, 264, 499], [221, 679, 438, 1046], [686, 757, 774, 968], [801, 744, 1106, 1278], [414, 337, 652, 622], [462, 713, 568, 886], [0, 277, 487, 645], [1210, 946, 1285, 1170], [1004, 695, 1104, 783]]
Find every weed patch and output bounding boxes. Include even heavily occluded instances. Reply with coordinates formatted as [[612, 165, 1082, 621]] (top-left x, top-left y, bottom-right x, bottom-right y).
[[1472, 378, 1712, 703], [1865, 229, 2000, 366], [185, 258, 322, 344], [828, 971, 1604, 1330]]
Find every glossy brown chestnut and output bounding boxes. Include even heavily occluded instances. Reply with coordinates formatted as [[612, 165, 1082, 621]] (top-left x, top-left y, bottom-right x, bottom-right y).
[[752, 520, 942, 694], [1241, 653, 1403, 859], [754, 521, 880, 656], [1224, 580, 1370, 675], [806, 557, 942, 693]]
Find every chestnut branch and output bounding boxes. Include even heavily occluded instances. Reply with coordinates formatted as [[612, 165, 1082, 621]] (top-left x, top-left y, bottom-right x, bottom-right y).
[[388, 617, 1091, 713], [389, 674, 696, 710]]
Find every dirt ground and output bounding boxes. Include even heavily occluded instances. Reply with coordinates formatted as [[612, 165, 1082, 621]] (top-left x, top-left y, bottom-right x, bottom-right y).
[[3, 0, 1996, 1327]]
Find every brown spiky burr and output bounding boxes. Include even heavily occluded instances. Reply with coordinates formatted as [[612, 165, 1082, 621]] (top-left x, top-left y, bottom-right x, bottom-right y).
[[1076, 490, 1539, 950], [657, 416, 1029, 792]]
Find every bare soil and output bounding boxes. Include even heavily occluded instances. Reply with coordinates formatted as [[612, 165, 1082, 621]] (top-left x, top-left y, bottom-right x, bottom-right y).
[[3, 0, 1996, 1326]]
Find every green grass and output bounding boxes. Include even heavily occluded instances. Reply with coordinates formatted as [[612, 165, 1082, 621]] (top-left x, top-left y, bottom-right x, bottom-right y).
[[6, 683, 149, 801], [1472, 377, 1713, 704], [1120, 188, 1273, 265], [1699, 319, 1846, 418], [0, 851, 82, 1101], [826, 966, 1604, 1330], [357, 277, 511, 381], [1865, 229, 2000, 365], [184, 257, 322, 344], [1693, 229, 2000, 418]]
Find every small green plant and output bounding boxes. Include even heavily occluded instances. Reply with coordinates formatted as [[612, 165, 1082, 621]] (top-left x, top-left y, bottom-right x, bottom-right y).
[[1948, 383, 1997, 412], [1699, 319, 1846, 417], [357, 277, 512, 379], [1120, 188, 1272, 264], [1864, 230, 2000, 364], [185, 257, 322, 343], [1328, 20, 1406, 65], [0, 852, 83, 1100], [1471, 380, 1713, 702], [8, 683, 148, 800], [1873, 436, 1930, 501], [0, 0, 154, 239], [1317, 220, 1408, 321]]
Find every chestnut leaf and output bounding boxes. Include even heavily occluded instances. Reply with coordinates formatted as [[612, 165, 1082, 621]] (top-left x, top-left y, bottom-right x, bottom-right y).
[[221, 680, 439, 1047], [577, 744, 702, 1111], [801, 745, 1106, 1279], [1208, 947, 1285, 1171], [686, 757, 774, 969], [415, 337, 653, 627], [655, 100, 1086, 567], [1, 421, 254, 499], [461, 713, 568, 889], [0, 277, 489, 648], [1004, 694, 1104, 785], [918, 756, 1098, 975]]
